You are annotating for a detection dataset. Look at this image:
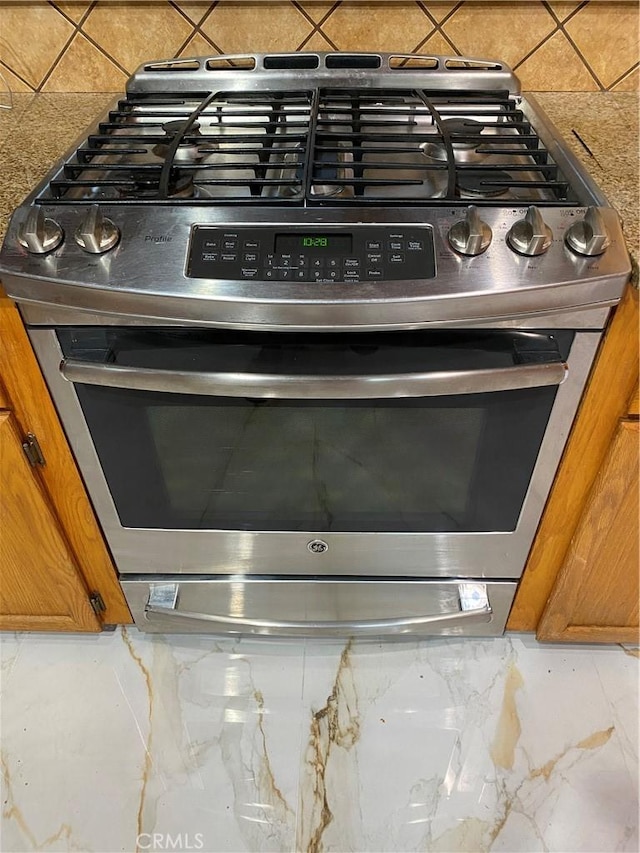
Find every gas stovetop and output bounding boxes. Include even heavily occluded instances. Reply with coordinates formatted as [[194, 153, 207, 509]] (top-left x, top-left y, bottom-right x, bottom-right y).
[[36, 81, 573, 207], [0, 52, 631, 330]]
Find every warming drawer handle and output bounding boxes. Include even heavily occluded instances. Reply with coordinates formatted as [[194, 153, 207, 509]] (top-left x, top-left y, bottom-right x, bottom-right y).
[[143, 582, 493, 635], [60, 359, 567, 399]]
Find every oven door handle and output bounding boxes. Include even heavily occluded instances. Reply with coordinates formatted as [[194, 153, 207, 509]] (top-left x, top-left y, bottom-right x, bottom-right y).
[[143, 583, 493, 636], [60, 359, 567, 399]]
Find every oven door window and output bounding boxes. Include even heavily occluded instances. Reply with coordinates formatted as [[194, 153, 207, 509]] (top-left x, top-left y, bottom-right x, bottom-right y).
[[57, 328, 573, 533]]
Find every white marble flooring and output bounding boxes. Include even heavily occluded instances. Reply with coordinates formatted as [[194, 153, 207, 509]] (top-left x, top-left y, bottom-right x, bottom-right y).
[[0, 630, 638, 853]]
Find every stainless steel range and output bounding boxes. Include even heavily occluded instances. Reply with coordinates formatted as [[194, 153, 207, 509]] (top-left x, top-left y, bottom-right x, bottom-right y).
[[0, 52, 630, 638]]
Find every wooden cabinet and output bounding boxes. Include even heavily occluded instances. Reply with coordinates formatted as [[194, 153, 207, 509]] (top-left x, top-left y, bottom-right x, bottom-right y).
[[509, 284, 639, 642], [0, 296, 131, 629], [0, 411, 100, 631], [536, 418, 638, 642]]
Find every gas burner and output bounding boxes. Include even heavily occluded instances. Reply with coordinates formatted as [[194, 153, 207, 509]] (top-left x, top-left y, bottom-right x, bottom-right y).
[[119, 168, 195, 199], [152, 120, 207, 163], [421, 118, 488, 164], [457, 168, 511, 198]]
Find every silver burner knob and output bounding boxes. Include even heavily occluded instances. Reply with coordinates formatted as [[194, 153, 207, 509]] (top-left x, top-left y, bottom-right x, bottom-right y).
[[18, 207, 63, 254], [447, 205, 492, 256], [506, 206, 553, 256], [75, 205, 120, 254], [565, 206, 610, 256]]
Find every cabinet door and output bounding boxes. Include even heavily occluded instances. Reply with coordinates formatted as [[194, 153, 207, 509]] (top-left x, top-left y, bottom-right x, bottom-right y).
[[0, 296, 130, 624], [509, 285, 639, 631], [536, 419, 639, 643], [0, 412, 100, 631]]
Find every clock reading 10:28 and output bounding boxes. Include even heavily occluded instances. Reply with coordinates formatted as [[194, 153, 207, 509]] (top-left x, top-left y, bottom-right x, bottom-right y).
[[274, 233, 353, 253]]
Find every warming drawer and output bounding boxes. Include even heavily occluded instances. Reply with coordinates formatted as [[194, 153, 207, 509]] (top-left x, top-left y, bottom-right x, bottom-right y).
[[121, 577, 518, 637]]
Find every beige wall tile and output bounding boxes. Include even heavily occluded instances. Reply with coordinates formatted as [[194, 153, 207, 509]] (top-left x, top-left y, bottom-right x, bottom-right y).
[[442, 3, 556, 68], [177, 31, 220, 58], [321, 2, 432, 52], [42, 32, 127, 91], [565, 2, 640, 88], [0, 3, 74, 88], [53, 2, 93, 23], [0, 62, 36, 94], [201, 3, 313, 53], [299, 2, 338, 24], [2, 0, 637, 92], [82, 2, 194, 73], [416, 29, 457, 57], [546, 1, 581, 21], [173, 3, 213, 25], [420, 2, 461, 23], [516, 31, 598, 91], [612, 65, 639, 92], [301, 31, 337, 50]]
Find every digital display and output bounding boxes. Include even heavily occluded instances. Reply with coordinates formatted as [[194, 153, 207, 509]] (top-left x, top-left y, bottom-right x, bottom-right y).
[[274, 233, 353, 253]]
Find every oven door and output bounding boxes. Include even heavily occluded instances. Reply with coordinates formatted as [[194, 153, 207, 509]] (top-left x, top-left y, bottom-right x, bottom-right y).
[[31, 327, 599, 579]]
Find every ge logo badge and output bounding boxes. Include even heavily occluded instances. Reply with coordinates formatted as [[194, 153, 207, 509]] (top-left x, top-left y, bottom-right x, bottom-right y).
[[307, 539, 328, 554]]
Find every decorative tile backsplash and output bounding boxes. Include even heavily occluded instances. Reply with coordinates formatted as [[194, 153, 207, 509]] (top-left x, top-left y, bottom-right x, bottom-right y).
[[0, 1, 638, 93]]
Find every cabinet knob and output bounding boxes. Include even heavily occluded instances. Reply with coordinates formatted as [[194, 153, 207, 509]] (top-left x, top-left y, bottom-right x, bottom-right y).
[[18, 207, 64, 254], [565, 207, 610, 256], [506, 206, 553, 256], [75, 205, 120, 254], [447, 205, 492, 256]]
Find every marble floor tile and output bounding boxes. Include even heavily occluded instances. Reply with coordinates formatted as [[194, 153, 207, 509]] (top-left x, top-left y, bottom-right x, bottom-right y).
[[0, 631, 638, 852]]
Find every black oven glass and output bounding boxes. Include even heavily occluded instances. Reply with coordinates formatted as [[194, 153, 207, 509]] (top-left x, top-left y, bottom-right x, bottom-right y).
[[58, 329, 573, 533]]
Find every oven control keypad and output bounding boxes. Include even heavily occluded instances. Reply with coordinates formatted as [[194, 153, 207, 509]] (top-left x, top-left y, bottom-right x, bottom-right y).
[[187, 227, 435, 283]]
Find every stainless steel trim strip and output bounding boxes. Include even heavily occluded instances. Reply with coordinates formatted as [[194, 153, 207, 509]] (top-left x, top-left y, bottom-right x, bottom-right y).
[[15, 301, 615, 330], [60, 359, 567, 398]]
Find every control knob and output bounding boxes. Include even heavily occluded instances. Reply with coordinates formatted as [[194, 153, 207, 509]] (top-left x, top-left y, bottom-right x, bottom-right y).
[[506, 206, 553, 256], [447, 205, 492, 256], [75, 204, 120, 254], [564, 206, 610, 256], [18, 207, 63, 254]]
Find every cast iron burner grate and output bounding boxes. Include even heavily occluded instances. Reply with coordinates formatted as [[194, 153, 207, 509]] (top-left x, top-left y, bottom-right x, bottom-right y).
[[41, 87, 575, 206]]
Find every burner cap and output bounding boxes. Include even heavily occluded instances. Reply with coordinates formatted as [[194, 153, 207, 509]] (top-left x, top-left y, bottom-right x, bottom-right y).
[[441, 118, 485, 148], [122, 168, 194, 199], [457, 168, 511, 198], [153, 121, 205, 163], [421, 118, 487, 163], [162, 119, 201, 136]]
